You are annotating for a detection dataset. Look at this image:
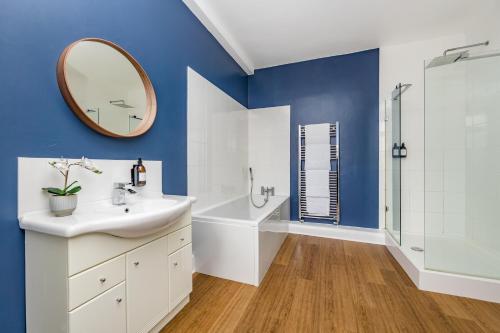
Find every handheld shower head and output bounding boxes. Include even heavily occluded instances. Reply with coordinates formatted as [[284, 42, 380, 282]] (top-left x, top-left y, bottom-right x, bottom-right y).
[[249, 167, 270, 208]]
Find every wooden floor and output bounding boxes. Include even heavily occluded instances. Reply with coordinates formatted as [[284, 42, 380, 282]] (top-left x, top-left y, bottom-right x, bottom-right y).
[[162, 235, 500, 333]]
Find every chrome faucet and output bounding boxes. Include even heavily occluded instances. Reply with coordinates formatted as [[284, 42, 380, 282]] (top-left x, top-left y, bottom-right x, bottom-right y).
[[112, 182, 137, 205], [261, 186, 275, 197]]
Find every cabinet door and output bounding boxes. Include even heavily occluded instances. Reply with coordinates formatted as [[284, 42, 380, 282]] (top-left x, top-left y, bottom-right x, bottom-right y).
[[126, 236, 169, 333], [169, 243, 193, 310], [69, 282, 126, 333]]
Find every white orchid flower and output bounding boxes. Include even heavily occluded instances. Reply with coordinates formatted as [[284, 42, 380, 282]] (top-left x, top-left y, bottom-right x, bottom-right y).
[[44, 156, 102, 196], [78, 156, 103, 174], [49, 158, 69, 174]]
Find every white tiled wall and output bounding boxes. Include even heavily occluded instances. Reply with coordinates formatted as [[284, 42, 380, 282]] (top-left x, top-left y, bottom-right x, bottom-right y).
[[379, 34, 466, 237], [248, 106, 290, 196], [379, 2, 500, 241], [425, 63, 467, 238], [463, 55, 500, 255], [187, 67, 249, 212], [187, 68, 291, 212]]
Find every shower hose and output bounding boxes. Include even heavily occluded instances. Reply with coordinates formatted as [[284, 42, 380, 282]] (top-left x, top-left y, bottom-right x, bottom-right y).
[[249, 167, 269, 208]]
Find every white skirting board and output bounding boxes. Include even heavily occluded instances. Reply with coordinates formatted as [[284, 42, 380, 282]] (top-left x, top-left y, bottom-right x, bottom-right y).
[[288, 220, 385, 245]]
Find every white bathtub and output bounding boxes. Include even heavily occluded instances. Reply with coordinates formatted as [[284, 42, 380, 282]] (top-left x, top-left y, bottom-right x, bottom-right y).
[[192, 195, 290, 286]]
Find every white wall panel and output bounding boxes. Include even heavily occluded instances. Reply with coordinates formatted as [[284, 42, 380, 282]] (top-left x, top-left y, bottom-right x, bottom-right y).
[[248, 106, 290, 196], [187, 68, 248, 212]]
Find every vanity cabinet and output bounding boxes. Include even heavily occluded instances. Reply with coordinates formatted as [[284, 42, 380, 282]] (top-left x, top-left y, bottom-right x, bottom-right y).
[[169, 243, 193, 310], [25, 211, 192, 333], [126, 237, 169, 333]]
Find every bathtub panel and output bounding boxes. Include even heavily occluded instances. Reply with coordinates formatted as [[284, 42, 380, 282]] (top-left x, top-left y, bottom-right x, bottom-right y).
[[192, 220, 257, 286]]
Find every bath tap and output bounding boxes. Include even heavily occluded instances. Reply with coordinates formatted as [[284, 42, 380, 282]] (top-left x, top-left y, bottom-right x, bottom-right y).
[[261, 186, 275, 196], [249, 167, 271, 208]]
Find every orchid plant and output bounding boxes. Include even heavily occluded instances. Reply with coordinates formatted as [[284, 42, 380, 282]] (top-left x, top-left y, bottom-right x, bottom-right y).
[[42, 157, 102, 196]]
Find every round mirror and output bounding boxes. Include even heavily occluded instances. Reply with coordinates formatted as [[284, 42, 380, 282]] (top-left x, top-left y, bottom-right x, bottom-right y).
[[57, 38, 156, 137]]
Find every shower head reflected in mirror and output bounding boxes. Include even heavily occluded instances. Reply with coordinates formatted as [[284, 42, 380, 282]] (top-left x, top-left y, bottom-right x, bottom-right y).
[[110, 99, 134, 108]]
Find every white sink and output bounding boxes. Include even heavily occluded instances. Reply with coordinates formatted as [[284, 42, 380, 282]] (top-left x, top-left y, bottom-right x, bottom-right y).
[[19, 195, 195, 238]]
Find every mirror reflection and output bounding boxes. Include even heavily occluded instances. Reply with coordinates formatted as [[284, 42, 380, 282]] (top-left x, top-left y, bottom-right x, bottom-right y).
[[60, 39, 155, 136]]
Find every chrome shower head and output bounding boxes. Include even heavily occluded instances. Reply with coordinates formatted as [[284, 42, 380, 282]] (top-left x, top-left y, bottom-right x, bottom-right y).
[[426, 51, 469, 69], [249, 167, 254, 181], [392, 83, 412, 100], [427, 41, 490, 69]]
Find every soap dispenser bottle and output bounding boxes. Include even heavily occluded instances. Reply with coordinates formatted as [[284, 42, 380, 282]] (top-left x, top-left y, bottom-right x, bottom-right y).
[[131, 158, 147, 187], [392, 143, 400, 158], [400, 143, 407, 158]]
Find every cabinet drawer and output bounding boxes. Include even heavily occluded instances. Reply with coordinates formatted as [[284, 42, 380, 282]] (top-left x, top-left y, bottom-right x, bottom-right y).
[[167, 225, 192, 254], [69, 282, 126, 333], [69, 255, 125, 310], [169, 244, 193, 310]]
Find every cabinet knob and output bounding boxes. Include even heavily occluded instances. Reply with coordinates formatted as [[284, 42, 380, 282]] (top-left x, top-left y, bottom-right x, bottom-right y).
[[99, 278, 106, 283], [173, 262, 179, 267], [134, 261, 140, 266], [116, 298, 122, 303], [180, 238, 185, 242]]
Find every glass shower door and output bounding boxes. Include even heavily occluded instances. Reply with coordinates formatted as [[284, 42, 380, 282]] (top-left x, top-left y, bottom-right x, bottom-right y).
[[425, 50, 500, 280], [386, 85, 403, 244]]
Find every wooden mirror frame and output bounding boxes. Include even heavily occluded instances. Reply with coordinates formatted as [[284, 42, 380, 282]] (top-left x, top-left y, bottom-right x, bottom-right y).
[[57, 38, 157, 138]]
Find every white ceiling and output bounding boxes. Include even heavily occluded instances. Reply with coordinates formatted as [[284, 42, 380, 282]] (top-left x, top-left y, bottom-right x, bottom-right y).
[[184, 0, 492, 74]]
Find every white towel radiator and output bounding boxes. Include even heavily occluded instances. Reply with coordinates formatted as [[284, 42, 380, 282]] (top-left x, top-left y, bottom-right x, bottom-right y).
[[298, 122, 340, 224]]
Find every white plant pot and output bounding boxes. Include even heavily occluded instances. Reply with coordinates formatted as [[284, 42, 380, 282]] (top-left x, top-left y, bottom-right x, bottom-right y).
[[49, 195, 78, 217]]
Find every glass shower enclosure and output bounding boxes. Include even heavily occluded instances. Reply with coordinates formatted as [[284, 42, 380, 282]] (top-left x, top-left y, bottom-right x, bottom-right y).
[[386, 83, 410, 245], [424, 48, 500, 280]]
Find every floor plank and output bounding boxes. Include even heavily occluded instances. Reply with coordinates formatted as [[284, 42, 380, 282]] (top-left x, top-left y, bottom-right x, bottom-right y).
[[161, 235, 500, 333]]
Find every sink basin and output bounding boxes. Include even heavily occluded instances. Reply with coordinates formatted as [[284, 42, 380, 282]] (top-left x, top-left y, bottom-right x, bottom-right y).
[[19, 195, 194, 238]]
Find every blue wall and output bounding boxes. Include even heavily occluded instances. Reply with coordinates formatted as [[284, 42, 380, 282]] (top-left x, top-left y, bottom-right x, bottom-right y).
[[248, 50, 379, 228], [0, 1, 247, 331], [0, 1, 380, 328]]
